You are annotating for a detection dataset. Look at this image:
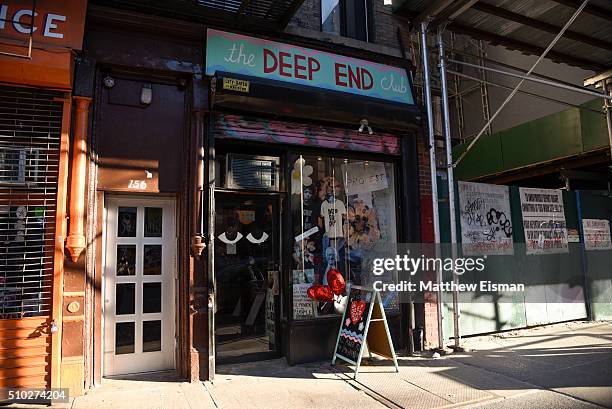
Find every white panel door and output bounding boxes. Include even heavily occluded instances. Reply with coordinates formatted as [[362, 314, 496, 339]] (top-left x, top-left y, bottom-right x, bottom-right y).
[[103, 196, 176, 376]]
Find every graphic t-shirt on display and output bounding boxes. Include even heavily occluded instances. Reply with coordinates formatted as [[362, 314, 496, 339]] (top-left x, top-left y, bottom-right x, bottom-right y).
[[321, 199, 346, 238]]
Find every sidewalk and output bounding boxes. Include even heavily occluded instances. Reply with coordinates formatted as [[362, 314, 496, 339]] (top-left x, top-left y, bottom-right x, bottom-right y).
[[65, 321, 611, 409]]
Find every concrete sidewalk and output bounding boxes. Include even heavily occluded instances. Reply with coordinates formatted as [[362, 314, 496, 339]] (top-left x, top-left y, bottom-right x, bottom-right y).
[[449, 320, 612, 408], [65, 321, 611, 409]]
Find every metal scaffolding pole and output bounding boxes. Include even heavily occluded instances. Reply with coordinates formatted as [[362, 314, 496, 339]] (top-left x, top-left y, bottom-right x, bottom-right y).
[[455, 0, 593, 168], [439, 46, 595, 93], [437, 29, 461, 349], [420, 21, 445, 350], [477, 40, 492, 135], [448, 69, 606, 115], [448, 59, 612, 101], [449, 32, 465, 141]]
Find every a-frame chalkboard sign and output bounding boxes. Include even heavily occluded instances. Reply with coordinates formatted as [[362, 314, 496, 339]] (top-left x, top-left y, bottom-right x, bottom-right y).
[[332, 285, 399, 379]]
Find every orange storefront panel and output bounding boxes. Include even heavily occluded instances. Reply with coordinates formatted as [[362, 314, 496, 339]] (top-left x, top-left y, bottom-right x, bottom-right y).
[[0, 0, 87, 89], [0, 0, 87, 51], [0, 48, 73, 89]]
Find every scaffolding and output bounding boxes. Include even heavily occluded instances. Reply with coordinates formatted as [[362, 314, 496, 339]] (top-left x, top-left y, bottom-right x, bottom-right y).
[[404, 0, 612, 352]]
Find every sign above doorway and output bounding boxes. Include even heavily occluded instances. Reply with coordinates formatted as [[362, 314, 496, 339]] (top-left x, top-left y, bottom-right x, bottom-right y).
[[205, 29, 414, 105]]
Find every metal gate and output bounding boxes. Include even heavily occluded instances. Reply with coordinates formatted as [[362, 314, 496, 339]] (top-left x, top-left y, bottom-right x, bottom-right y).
[[0, 85, 63, 388]]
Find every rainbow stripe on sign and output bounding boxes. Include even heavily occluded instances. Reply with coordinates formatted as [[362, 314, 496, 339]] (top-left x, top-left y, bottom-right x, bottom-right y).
[[205, 29, 414, 105], [340, 329, 364, 344]]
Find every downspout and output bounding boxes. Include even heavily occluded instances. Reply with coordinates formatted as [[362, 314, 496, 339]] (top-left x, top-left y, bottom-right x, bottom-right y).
[[191, 110, 206, 258], [66, 96, 92, 262]]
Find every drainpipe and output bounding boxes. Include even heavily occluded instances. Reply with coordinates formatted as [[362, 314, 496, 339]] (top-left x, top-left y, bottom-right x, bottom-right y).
[[437, 30, 461, 349], [420, 22, 444, 350], [191, 110, 206, 258], [66, 96, 92, 262]]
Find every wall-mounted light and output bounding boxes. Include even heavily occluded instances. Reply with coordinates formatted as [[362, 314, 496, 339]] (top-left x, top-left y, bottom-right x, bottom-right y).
[[358, 119, 373, 135], [140, 83, 152, 105]]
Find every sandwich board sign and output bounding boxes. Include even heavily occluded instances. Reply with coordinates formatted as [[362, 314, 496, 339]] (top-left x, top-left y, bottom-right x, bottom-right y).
[[332, 284, 399, 379]]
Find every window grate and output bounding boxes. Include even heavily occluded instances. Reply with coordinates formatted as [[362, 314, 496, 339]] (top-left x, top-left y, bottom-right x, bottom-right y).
[[0, 86, 62, 319]]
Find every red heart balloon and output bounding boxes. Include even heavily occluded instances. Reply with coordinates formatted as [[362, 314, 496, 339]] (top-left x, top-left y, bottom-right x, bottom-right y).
[[326, 268, 346, 295], [314, 285, 334, 303], [307, 285, 318, 300]]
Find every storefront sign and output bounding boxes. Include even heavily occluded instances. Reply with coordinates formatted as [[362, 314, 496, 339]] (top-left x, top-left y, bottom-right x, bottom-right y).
[[223, 77, 250, 93], [519, 187, 568, 255], [0, 0, 87, 50], [582, 219, 612, 250], [206, 29, 414, 105], [458, 181, 514, 256]]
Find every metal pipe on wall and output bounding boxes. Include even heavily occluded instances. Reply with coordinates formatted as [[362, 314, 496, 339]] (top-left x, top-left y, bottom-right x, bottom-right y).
[[420, 21, 445, 350], [437, 29, 461, 349]]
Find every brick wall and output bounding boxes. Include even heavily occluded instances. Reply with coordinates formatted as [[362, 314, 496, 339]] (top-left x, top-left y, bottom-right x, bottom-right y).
[[418, 127, 439, 349], [290, 0, 320, 30], [371, 0, 400, 49]]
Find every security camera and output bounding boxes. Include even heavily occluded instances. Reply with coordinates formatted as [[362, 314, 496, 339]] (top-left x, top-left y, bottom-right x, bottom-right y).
[[103, 75, 115, 88]]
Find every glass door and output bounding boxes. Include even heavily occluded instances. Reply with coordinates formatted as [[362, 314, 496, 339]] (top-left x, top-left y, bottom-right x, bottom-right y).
[[214, 193, 280, 363]]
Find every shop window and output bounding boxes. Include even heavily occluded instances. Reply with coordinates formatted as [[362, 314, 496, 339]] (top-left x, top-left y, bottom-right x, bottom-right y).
[[321, 0, 374, 42], [291, 155, 398, 320]]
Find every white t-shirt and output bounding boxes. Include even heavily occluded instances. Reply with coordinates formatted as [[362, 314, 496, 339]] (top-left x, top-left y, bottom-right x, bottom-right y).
[[321, 199, 346, 238]]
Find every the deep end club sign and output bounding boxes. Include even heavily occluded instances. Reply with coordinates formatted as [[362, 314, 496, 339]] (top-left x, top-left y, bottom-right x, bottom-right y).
[[205, 29, 414, 105]]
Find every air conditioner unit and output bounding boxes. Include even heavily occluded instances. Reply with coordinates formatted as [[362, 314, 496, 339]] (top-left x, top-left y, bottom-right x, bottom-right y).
[[226, 154, 279, 191], [0, 146, 40, 186]]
